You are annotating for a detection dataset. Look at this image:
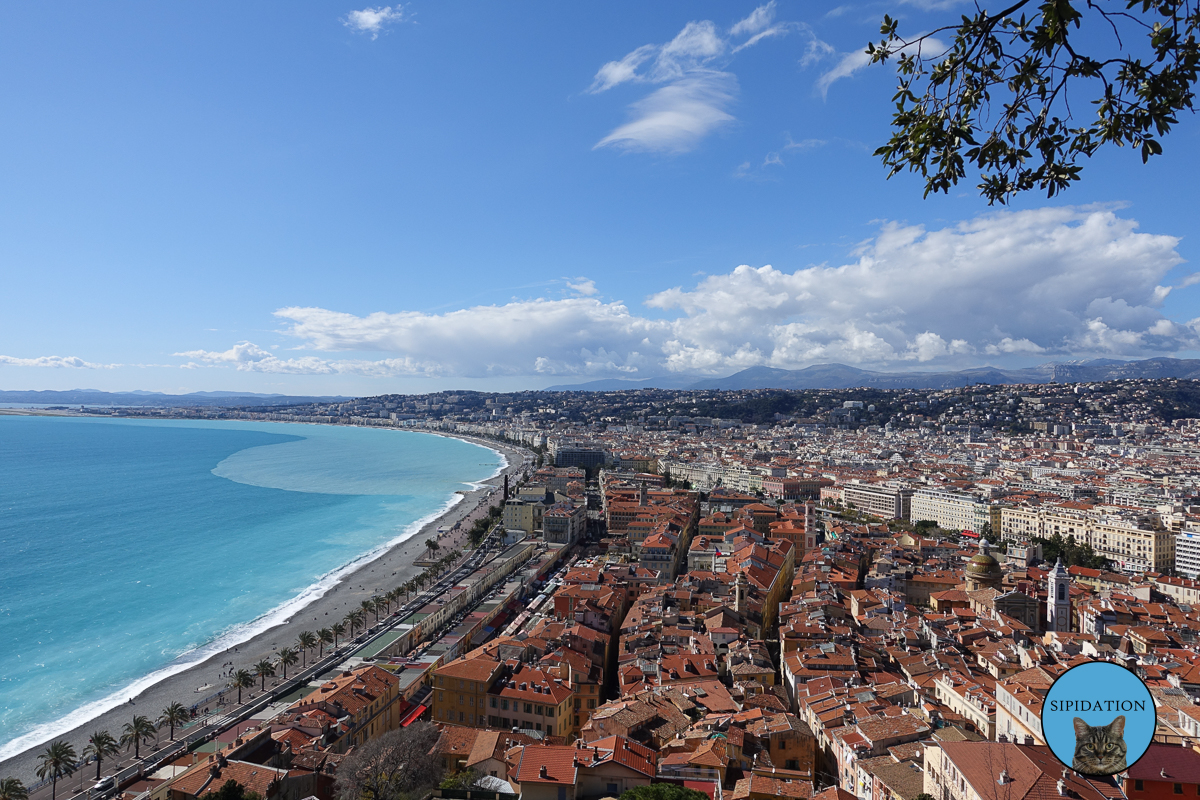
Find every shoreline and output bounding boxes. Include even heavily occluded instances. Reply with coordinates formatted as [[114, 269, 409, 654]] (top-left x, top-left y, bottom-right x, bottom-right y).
[[0, 418, 531, 782]]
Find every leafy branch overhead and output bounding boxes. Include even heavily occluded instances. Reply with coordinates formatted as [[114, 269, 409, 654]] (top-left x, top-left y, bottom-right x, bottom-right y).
[[868, 0, 1200, 203]]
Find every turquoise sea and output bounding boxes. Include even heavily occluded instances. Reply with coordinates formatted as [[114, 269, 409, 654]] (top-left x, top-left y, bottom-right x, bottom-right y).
[[0, 416, 503, 760]]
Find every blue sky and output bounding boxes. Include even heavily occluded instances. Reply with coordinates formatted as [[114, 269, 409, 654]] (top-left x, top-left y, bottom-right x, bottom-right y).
[[2, 1, 1199, 395]]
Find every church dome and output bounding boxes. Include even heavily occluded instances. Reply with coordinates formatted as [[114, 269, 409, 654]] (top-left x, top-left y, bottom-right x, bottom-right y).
[[965, 539, 1002, 588]]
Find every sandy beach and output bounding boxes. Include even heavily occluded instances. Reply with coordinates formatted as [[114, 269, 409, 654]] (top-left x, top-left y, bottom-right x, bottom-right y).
[[0, 423, 531, 784]]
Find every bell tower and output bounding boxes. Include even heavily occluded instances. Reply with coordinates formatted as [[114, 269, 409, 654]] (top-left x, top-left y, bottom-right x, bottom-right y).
[[1047, 557, 1071, 632]]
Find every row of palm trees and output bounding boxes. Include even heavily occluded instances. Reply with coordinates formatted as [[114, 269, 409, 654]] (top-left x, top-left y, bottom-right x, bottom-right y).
[[12, 701, 193, 800], [2, 548, 472, 800], [222, 547, 466, 706]]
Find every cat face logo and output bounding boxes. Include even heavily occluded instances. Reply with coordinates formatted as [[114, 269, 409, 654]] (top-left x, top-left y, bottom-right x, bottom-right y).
[[1042, 661, 1155, 777], [1072, 715, 1127, 776]]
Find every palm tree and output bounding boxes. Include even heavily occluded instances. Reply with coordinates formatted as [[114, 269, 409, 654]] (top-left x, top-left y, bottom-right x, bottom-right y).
[[83, 730, 120, 781], [317, 628, 333, 656], [360, 598, 376, 624], [345, 610, 365, 636], [331, 622, 346, 648], [158, 702, 189, 741], [276, 647, 299, 680], [425, 537, 439, 558], [119, 716, 156, 760], [35, 741, 76, 800], [253, 659, 276, 692], [0, 777, 28, 800], [296, 631, 317, 667], [230, 669, 254, 704]]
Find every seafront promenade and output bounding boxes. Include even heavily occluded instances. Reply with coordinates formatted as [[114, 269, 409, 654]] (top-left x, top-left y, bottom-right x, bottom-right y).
[[17, 537, 509, 800], [0, 429, 535, 785]]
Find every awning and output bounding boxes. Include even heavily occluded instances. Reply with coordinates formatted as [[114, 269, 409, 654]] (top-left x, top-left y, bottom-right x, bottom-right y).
[[399, 704, 428, 727]]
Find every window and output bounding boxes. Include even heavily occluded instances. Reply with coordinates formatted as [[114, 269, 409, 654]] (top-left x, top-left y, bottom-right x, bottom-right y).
[[607, 785, 619, 795], [459, 711, 464, 722], [1134, 783, 1144, 794], [491, 698, 497, 708], [588, 699, 596, 709], [525, 703, 533, 714], [502, 699, 509, 711], [1176, 785, 1184, 795]]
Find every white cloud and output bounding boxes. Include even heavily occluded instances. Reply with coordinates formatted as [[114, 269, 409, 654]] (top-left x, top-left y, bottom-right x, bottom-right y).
[[174, 342, 274, 364], [816, 49, 873, 97], [904, 332, 973, 362], [898, 0, 967, 9], [985, 338, 1046, 355], [0, 355, 118, 369], [590, 10, 806, 153], [799, 37, 836, 68], [646, 206, 1187, 371], [181, 207, 1193, 380], [589, 45, 658, 93], [595, 71, 737, 153], [730, 2, 776, 37], [817, 37, 945, 97], [343, 5, 404, 39], [567, 278, 599, 296]]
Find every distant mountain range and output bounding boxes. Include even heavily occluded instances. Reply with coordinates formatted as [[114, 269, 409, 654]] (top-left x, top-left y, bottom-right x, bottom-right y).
[[546, 357, 1200, 392], [0, 390, 349, 407]]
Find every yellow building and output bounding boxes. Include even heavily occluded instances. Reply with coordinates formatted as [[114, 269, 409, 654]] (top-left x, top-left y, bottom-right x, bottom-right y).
[[999, 504, 1174, 572]]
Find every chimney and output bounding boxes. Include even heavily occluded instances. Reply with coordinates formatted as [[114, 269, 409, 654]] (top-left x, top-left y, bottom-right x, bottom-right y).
[[539, 765, 548, 778], [1056, 779, 1067, 796]]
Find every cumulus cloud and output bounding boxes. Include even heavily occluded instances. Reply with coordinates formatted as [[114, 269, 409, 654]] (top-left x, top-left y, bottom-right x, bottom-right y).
[[567, 278, 599, 296], [343, 5, 404, 39], [590, 7, 818, 153], [0, 355, 118, 369], [181, 207, 1194, 380], [270, 298, 666, 377], [174, 342, 274, 364]]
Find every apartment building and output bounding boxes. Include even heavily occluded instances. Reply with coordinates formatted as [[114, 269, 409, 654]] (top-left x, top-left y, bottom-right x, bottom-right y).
[[842, 483, 913, 520], [1177, 529, 1200, 578], [925, 741, 1110, 800], [504, 498, 542, 535], [999, 503, 1175, 573], [911, 489, 998, 533], [544, 501, 586, 544], [434, 658, 577, 737]]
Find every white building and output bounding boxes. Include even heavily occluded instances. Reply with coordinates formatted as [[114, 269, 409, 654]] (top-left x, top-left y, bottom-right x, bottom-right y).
[[911, 489, 995, 533], [1177, 529, 1200, 579]]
